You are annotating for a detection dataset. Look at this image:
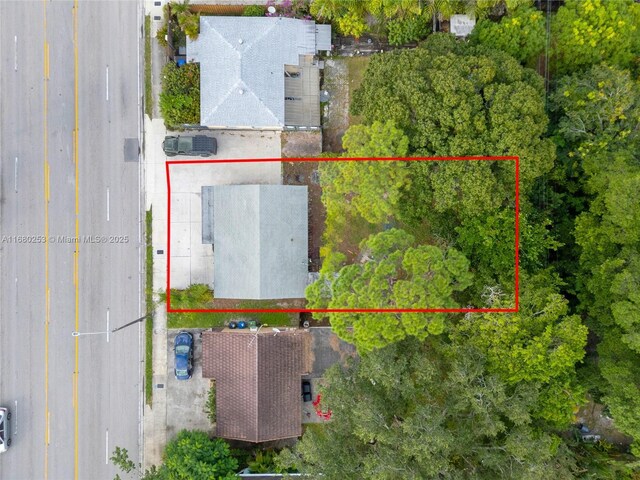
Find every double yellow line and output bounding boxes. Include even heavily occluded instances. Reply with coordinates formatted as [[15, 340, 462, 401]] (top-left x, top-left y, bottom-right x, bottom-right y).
[[43, 1, 80, 479]]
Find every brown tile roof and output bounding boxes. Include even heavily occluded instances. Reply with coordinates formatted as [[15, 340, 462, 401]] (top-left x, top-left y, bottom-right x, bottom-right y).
[[202, 329, 311, 443]]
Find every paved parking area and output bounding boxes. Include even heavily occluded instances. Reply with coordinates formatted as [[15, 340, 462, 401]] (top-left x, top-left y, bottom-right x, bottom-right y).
[[165, 330, 213, 438], [165, 129, 281, 160], [167, 130, 282, 289], [302, 328, 357, 424]]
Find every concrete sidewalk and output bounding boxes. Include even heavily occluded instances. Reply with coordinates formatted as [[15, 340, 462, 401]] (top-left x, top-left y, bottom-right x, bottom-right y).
[[143, 114, 170, 470], [141, 1, 285, 470]]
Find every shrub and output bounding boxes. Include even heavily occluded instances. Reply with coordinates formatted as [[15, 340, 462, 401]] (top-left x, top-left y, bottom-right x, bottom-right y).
[[387, 15, 430, 46], [204, 382, 216, 424], [470, 6, 545, 65], [159, 62, 200, 129], [243, 5, 265, 16], [155, 24, 168, 47]]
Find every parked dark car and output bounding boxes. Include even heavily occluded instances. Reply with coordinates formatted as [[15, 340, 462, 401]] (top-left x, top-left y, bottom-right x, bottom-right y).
[[174, 331, 194, 380], [302, 380, 312, 402], [162, 135, 217, 157], [0, 407, 11, 453]]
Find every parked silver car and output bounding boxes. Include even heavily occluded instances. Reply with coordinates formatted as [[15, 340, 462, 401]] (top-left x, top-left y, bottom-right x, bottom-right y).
[[0, 407, 11, 453]]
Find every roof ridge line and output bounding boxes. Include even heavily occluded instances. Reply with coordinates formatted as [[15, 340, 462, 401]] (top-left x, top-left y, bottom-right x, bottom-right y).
[[254, 331, 260, 440]]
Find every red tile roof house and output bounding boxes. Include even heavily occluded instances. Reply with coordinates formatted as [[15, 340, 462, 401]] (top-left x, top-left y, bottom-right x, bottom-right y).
[[202, 328, 312, 443]]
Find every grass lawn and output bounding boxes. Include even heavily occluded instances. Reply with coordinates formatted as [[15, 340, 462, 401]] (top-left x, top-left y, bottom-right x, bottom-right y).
[[322, 56, 370, 152], [144, 15, 153, 118], [303, 423, 327, 436], [165, 288, 299, 329], [167, 310, 298, 329], [345, 56, 370, 125], [145, 209, 153, 406]]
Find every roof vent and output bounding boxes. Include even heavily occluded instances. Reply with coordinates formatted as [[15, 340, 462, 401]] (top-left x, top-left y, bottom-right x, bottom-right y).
[[238, 38, 243, 44], [239, 89, 244, 95]]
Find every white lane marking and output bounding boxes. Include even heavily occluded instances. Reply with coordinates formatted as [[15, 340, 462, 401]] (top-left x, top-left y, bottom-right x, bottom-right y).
[[106, 308, 110, 343], [14, 400, 18, 435], [105, 65, 109, 101], [14, 157, 18, 192], [106, 187, 110, 222], [14, 36, 17, 71], [105, 429, 109, 464]]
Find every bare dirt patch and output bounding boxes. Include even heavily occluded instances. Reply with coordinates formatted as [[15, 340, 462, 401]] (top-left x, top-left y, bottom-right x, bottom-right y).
[[321, 57, 370, 153], [283, 161, 324, 272], [282, 131, 322, 158], [575, 399, 634, 448]]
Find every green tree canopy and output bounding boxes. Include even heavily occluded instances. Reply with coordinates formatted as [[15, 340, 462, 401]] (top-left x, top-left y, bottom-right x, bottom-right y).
[[278, 338, 578, 479], [454, 272, 587, 426], [550, 64, 640, 164], [351, 34, 554, 187], [323, 120, 410, 224], [552, 65, 640, 453], [307, 228, 473, 352], [551, 0, 640, 75], [470, 5, 546, 65], [163, 430, 238, 480], [574, 152, 640, 354], [598, 336, 640, 457]]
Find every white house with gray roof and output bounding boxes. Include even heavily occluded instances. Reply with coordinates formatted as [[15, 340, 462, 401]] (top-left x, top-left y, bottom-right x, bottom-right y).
[[202, 184, 309, 300], [187, 16, 331, 129]]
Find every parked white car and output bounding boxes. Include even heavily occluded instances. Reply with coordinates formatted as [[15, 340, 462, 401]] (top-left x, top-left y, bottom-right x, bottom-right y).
[[0, 407, 11, 453]]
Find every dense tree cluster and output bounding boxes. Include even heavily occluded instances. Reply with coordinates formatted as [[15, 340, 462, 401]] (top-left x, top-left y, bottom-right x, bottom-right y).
[[296, 0, 640, 475], [308, 228, 472, 352], [549, 63, 640, 455], [311, 34, 556, 323], [551, 0, 640, 75], [112, 431, 238, 480], [277, 338, 581, 480], [310, 0, 534, 42]]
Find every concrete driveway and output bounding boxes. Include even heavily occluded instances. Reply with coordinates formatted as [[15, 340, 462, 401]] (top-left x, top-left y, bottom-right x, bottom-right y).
[[167, 130, 282, 289], [165, 129, 281, 160], [166, 329, 213, 439]]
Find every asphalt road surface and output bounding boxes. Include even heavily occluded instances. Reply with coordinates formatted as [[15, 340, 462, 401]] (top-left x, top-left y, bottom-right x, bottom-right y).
[[0, 1, 143, 479]]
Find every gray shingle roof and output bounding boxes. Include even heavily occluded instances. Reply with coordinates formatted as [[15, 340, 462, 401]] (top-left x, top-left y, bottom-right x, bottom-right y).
[[188, 17, 329, 128], [202, 185, 308, 300]]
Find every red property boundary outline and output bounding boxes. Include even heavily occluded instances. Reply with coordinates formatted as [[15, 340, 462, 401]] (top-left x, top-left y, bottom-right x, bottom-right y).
[[166, 156, 520, 314]]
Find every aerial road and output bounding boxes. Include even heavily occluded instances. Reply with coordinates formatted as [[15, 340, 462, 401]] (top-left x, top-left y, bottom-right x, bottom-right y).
[[0, 1, 143, 479]]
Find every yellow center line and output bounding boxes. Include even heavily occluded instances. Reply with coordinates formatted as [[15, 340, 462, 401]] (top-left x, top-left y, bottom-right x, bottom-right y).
[[43, 0, 49, 477], [73, 2, 80, 480], [44, 42, 49, 80]]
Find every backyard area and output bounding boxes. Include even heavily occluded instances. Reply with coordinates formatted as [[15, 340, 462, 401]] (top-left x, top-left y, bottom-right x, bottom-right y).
[[322, 56, 370, 153]]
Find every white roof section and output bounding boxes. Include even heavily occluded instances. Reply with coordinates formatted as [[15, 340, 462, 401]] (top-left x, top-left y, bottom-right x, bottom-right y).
[[316, 24, 332, 51], [450, 14, 476, 37], [203, 185, 308, 300], [188, 17, 330, 129]]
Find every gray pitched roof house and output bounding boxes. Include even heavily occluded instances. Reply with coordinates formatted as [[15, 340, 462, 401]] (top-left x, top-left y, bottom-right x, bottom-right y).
[[202, 184, 308, 300], [202, 329, 311, 443], [187, 16, 331, 129]]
